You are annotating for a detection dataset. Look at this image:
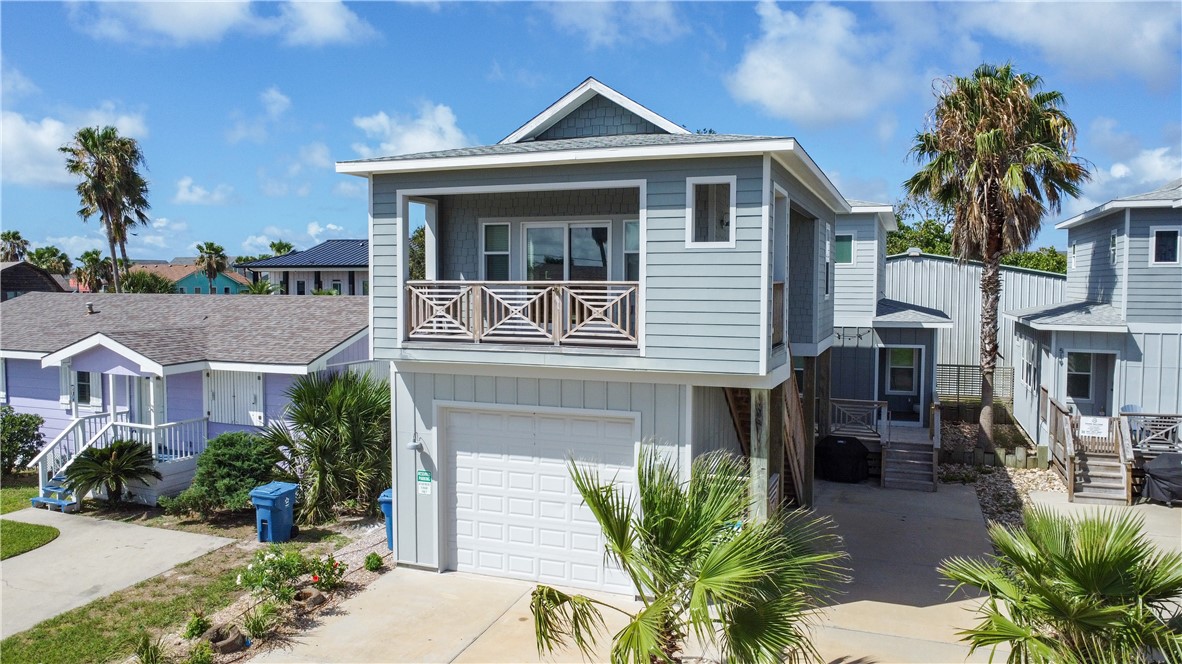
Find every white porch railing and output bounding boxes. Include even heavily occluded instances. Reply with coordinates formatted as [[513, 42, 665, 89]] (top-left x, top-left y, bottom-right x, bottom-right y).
[[405, 280, 639, 348], [29, 410, 128, 489]]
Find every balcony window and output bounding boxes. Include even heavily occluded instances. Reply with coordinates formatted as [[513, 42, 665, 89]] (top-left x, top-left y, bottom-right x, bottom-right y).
[[624, 220, 639, 281], [482, 223, 510, 280], [685, 177, 736, 247], [524, 223, 609, 282], [1151, 228, 1180, 265]]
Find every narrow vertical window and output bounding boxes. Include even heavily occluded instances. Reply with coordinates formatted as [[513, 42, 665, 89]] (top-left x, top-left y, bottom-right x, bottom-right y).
[[824, 223, 832, 297], [362, 280, 369, 296], [482, 223, 510, 280], [623, 220, 640, 281], [1109, 231, 1118, 265], [1070, 243, 1077, 269], [296, 280, 306, 295]]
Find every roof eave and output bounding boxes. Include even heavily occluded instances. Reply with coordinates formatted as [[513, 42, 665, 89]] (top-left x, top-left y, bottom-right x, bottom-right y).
[[871, 319, 953, 329], [1056, 200, 1176, 230]]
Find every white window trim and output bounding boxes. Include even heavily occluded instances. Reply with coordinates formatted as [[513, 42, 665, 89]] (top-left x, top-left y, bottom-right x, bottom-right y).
[[0, 358, 6, 400], [835, 233, 855, 266], [1149, 226, 1181, 266], [1065, 351, 1093, 403], [623, 219, 640, 282], [885, 347, 918, 396], [74, 370, 103, 411], [479, 221, 511, 281], [684, 176, 737, 249], [1070, 242, 1077, 269], [1109, 230, 1118, 266], [520, 220, 613, 281], [824, 222, 832, 299]]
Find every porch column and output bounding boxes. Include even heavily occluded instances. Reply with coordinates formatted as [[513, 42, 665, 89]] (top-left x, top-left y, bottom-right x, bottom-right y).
[[801, 356, 818, 506], [817, 347, 832, 436], [108, 373, 118, 418], [749, 388, 771, 522], [149, 375, 160, 459], [769, 383, 785, 512]]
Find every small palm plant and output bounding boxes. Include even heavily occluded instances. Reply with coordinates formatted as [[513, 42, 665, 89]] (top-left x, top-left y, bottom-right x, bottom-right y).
[[65, 439, 162, 506], [531, 449, 847, 663], [940, 507, 1182, 663]]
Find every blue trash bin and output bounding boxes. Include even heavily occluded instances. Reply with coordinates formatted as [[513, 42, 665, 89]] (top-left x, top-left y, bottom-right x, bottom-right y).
[[250, 482, 298, 543], [378, 488, 394, 552]]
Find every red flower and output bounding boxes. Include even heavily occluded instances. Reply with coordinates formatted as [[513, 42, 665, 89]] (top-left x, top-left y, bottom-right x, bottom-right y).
[[312, 574, 320, 583], [333, 562, 340, 568]]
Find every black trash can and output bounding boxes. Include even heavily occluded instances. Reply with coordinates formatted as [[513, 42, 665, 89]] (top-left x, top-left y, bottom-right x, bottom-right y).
[[815, 435, 870, 483]]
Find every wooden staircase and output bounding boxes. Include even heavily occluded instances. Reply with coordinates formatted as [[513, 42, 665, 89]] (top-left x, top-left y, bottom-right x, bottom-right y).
[[724, 378, 810, 507], [1072, 451, 1128, 505], [882, 441, 936, 492]]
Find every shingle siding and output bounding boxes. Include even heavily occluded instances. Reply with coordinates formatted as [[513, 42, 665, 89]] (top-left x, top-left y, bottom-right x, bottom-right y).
[[536, 95, 664, 140], [833, 215, 878, 326]]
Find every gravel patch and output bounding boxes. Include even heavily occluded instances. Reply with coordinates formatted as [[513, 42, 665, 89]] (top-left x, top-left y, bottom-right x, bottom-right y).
[[940, 463, 1066, 528]]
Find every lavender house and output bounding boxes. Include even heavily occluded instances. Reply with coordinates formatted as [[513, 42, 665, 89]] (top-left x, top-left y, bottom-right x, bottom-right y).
[[0, 293, 369, 505]]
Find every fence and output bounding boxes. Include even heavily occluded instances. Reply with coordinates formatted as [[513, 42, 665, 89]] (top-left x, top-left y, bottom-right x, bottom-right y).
[[936, 364, 1015, 425]]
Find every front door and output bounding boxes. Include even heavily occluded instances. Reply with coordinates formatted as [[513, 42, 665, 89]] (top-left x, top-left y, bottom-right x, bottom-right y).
[[1065, 352, 1116, 416]]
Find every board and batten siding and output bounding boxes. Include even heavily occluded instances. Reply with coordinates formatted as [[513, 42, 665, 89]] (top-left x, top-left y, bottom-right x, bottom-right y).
[[833, 214, 879, 326], [691, 386, 742, 456], [371, 158, 773, 375], [1125, 208, 1182, 323], [1066, 212, 1123, 307], [885, 254, 1066, 367], [390, 369, 687, 569]]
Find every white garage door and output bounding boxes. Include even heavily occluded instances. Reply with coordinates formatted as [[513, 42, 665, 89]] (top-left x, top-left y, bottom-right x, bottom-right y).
[[445, 408, 637, 594]]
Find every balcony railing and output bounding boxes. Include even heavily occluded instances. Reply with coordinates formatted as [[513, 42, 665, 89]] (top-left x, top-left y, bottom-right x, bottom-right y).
[[406, 280, 638, 348]]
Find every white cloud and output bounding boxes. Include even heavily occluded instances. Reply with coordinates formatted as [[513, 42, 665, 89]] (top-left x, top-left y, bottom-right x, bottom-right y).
[[287, 141, 332, 176], [2, 60, 39, 100], [2, 102, 148, 187], [956, 2, 1181, 87], [151, 217, 189, 233], [727, 2, 909, 126], [260, 86, 291, 119], [333, 180, 366, 199], [306, 221, 345, 243], [542, 1, 686, 49], [174, 176, 233, 205], [66, 1, 378, 47], [227, 86, 291, 144], [351, 102, 474, 158], [241, 234, 276, 254], [45, 234, 106, 259]]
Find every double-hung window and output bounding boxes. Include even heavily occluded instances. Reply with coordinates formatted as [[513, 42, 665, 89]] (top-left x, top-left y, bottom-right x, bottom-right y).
[[482, 223, 510, 281], [1151, 227, 1180, 265], [1021, 339, 1039, 389], [685, 177, 736, 247], [623, 220, 640, 281], [886, 348, 917, 395], [1066, 352, 1092, 401]]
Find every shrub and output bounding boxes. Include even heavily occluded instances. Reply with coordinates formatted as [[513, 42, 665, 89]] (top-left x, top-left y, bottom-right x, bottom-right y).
[[185, 641, 212, 664], [65, 440, 161, 505], [134, 632, 170, 664], [241, 602, 279, 639], [308, 553, 346, 591], [238, 545, 308, 603], [364, 552, 383, 572], [1, 405, 45, 475], [161, 432, 277, 517], [182, 612, 211, 639]]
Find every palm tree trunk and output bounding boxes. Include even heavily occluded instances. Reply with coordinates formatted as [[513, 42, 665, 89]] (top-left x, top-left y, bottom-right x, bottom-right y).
[[106, 234, 121, 293], [208, 275, 215, 295], [118, 240, 131, 278], [978, 249, 1002, 453]]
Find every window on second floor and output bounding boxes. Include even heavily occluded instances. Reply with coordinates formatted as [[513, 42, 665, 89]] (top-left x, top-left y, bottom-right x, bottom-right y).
[[482, 223, 510, 281], [623, 220, 639, 282], [824, 223, 832, 298], [835, 234, 853, 265], [1109, 231, 1118, 265], [685, 177, 736, 247], [1151, 228, 1180, 265], [1070, 243, 1077, 270]]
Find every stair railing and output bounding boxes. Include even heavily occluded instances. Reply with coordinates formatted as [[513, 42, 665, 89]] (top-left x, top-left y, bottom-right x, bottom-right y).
[[930, 396, 942, 490], [1119, 416, 1135, 505], [29, 411, 116, 491]]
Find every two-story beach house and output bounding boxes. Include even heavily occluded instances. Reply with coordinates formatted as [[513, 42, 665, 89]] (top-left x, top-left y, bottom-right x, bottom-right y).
[[337, 78, 847, 592], [238, 239, 370, 295], [1007, 179, 1182, 503]]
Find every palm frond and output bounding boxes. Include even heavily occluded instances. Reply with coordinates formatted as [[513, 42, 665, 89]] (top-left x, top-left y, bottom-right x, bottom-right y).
[[530, 585, 607, 659]]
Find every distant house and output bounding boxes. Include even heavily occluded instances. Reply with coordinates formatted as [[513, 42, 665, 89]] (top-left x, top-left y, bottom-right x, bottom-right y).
[[130, 264, 251, 294], [238, 239, 369, 295], [0, 293, 372, 505], [1, 261, 66, 301]]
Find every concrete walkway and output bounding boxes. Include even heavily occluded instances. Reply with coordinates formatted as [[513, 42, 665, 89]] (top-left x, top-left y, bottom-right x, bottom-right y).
[[0, 508, 232, 638], [1028, 490, 1181, 554]]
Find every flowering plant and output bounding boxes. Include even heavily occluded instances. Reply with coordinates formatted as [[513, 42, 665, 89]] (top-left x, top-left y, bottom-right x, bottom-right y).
[[238, 544, 309, 602], [307, 553, 347, 591]]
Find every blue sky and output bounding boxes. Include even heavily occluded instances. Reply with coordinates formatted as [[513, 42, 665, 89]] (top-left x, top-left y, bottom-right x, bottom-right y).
[[3, 1, 1179, 261]]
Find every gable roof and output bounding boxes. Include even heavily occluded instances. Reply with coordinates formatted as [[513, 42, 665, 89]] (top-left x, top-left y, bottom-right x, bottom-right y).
[[131, 264, 251, 286], [1005, 299, 1126, 332], [1056, 178, 1182, 230], [500, 77, 689, 144], [844, 199, 897, 231], [0, 293, 367, 371], [237, 239, 369, 269]]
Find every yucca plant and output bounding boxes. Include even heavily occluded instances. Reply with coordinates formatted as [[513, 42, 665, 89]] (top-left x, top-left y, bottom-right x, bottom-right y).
[[940, 507, 1182, 663], [263, 370, 390, 524], [65, 440, 161, 506], [531, 449, 847, 663]]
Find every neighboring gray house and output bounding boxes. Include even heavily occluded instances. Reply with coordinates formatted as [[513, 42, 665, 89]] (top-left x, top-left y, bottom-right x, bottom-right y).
[[830, 202, 952, 427], [885, 251, 1066, 368], [1007, 179, 1182, 445], [337, 77, 849, 593], [238, 239, 370, 295]]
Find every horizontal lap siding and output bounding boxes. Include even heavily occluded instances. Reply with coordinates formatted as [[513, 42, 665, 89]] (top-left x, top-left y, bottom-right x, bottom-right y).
[[1066, 213, 1122, 305], [5, 359, 71, 442], [1126, 209, 1182, 323], [372, 157, 769, 374], [834, 216, 878, 325], [392, 370, 687, 568]]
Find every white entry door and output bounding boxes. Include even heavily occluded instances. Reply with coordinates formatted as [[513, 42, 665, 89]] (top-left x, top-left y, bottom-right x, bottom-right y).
[[444, 407, 637, 594]]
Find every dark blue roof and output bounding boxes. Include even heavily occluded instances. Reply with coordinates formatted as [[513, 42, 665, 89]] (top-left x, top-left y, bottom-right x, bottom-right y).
[[239, 239, 368, 269]]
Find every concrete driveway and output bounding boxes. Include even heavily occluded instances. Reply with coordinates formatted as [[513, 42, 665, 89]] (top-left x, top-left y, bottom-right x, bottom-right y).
[[1, 508, 232, 638]]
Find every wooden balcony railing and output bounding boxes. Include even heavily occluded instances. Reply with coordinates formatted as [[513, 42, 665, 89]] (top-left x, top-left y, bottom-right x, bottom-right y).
[[406, 281, 638, 348]]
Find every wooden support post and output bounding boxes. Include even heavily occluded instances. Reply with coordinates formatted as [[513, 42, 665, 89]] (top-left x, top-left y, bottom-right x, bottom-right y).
[[817, 347, 832, 437], [749, 388, 771, 522], [800, 356, 818, 507], [769, 382, 785, 511]]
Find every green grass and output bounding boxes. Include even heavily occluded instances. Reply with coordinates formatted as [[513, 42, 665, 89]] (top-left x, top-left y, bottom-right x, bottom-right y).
[[0, 545, 246, 664], [0, 520, 60, 560], [1, 472, 40, 514]]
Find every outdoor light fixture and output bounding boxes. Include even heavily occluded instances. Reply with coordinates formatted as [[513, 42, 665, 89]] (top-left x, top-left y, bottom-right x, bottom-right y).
[[406, 434, 424, 452]]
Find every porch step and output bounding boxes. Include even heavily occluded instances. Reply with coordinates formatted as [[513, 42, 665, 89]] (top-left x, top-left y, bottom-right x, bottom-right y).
[[1073, 490, 1128, 505], [882, 444, 935, 492], [883, 477, 936, 492], [30, 482, 78, 513]]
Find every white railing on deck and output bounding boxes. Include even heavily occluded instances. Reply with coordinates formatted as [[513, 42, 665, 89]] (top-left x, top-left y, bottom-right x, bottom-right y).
[[29, 410, 128, 489]]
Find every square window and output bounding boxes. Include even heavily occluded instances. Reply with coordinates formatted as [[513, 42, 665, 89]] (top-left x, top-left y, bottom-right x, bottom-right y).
[[686, 178, 735, 247], [1152, 229, 1179, 264], [835, 235, 853, 264], [484, 224, 509, 253]]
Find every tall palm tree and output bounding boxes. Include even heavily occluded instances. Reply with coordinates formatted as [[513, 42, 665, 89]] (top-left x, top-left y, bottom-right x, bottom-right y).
[[60, 125, 151, 293], [941, 507, 1182, 663], [73, 249, 112, 292], [27, 246, 73, 275], [904, 63, 1088, 450], [194, 241, 228, 295], [532, 450, 847, 663], [0, 230, 30, 261], [269, 240, 294, 256]]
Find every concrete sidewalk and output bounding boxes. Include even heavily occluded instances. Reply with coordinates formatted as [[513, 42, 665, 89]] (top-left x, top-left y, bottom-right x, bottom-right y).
[[1, 508, 232, 638], [1028, 490, 1181, 554]]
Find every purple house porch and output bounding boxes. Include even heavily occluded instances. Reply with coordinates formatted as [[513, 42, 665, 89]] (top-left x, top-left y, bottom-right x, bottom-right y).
[[0, 293, 370, 505]]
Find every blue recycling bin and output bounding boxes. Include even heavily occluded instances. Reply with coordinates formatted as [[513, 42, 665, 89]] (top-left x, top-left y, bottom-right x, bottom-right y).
[[378, 488, 394, 551], [250, 482, 298, 543]]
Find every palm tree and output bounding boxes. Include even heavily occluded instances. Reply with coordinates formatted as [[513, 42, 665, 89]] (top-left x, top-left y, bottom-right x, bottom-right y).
[[64, 440, 162, 506], [262, 370, 391, 524], [73, 249, 112, 292], [27, 246, 73, 275], [242, 280, 281, 295], [194, 241, 228, 295], [941, 507, 1182, 663], [269, 240, 294, 256], [121, 269, 176, 293], [0, 230, 30, 261], [60, 126, 151, 293], [904, 63, 1089, 450], [532, 450, 847, 663]]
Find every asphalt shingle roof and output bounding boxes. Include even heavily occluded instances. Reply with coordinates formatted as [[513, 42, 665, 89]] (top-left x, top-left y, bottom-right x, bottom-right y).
[[131, 264, 251, 286], [0, 292, 368, 367], [873, 298, 952, 325], [1008, 300, 1125, 329], [1115, 178, 1182, 203], [239, 239, 369, 269], [339, 133, 783, 164]]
